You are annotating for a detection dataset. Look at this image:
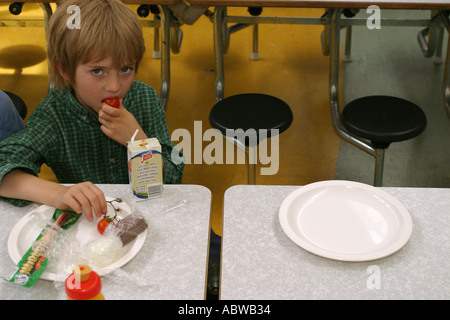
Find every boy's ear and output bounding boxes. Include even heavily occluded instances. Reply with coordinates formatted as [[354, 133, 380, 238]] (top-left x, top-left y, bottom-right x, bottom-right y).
[[56, 61, 69, 81]]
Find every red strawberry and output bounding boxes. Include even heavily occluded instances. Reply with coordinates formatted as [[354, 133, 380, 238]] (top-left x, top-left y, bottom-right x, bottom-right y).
[[102, 97, 120, 108]]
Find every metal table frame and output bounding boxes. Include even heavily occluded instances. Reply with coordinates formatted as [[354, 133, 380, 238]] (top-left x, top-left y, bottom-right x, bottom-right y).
[[204, 3, 450, 185]]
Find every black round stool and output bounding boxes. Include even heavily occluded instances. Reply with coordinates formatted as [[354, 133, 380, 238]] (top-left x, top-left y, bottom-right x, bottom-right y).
[[4, 91, 28, 119], [209, 93, 293, 184], [341, 95, 427, 186]]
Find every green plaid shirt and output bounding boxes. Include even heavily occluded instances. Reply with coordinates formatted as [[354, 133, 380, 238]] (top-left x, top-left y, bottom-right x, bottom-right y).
[[0, 80, 183, 206]]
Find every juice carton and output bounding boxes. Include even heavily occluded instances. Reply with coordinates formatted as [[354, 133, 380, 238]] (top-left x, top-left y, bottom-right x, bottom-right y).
[[127, 137, 163, 200]]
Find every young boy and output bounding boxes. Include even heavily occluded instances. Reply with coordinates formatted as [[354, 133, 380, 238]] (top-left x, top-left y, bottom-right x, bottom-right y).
[[0, 0, 184, 221]]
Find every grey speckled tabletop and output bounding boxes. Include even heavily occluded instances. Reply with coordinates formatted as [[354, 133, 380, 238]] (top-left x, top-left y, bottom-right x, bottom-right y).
[[0, 184, 211, 300], [220, 184, 450, 300]]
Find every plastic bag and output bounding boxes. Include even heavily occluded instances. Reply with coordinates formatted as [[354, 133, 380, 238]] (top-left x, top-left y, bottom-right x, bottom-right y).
[[6, 209, 81, 287]]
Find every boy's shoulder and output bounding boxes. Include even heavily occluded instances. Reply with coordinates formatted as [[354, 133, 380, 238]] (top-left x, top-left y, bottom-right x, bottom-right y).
[[34, 89, 72, 112], [126, 80, 160, 106], [129, 80, 158, 96], [29, 89, 64, 119], [28, 89, 86, 125]]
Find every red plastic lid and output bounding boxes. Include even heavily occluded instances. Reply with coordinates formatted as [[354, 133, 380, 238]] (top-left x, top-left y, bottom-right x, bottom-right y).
[[65, 265, 102, 300]]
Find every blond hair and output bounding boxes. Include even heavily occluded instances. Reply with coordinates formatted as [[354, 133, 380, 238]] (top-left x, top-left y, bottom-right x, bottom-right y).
[[47, 0, 145, 89]]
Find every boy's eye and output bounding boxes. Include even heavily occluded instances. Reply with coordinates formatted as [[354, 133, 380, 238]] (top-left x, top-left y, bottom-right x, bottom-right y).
[[91, 69, 103, 76], [120, 66, 134, 74]]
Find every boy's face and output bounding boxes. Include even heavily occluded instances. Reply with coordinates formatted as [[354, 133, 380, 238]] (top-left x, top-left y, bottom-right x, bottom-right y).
[[71, 56, 135, 114]]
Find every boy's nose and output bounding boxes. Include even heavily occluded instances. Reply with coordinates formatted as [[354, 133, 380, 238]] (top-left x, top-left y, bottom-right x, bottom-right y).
[[105, 74, 121, 93]]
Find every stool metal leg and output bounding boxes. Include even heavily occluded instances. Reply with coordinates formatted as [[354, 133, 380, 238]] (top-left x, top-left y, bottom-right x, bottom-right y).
[[417, 10, 444, 60], [434, 25, 444, 64], [246, 146, 257, 185], [40, 3, 54, 92], [159, 5, 171, 110], [440, 11, 450, 118], [213, 7, 226, 102], [343, 26, 352, 61], [152, 14, 161, 59], [373, 148, 385, 187], [329, 9, 376, 156], [251, 24, 260, 60]]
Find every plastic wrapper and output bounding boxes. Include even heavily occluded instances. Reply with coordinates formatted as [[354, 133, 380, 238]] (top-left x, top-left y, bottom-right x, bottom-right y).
[[86, 235, 123, 267], [7, 209, 81, 287], [46, 204, 124, 277], [104, 212, 148, 246], [49, 201, 148, 283], [7, 198, 150, 289]]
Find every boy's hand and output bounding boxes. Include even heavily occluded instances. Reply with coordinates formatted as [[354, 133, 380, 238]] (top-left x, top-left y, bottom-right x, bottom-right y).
[[0, 170, 106, 221], [54, 182, 107, 221], [98, 99, 147, 145]]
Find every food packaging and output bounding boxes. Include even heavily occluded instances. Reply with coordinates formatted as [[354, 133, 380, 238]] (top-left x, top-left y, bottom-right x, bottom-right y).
[[6, 209, 81, 287], [105, 212, 148, 246]]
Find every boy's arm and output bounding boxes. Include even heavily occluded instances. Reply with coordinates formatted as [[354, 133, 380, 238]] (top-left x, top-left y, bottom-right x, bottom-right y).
[[0, 169, 107, 221], [161, 143, 183, 184]]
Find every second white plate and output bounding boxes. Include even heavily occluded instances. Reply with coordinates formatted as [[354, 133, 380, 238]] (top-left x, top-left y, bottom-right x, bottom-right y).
[[279, 180, 413, 262]]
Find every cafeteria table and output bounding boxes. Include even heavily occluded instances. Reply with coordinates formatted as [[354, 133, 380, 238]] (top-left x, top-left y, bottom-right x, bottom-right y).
[[0, 0, 183, 109], [220, 184, 450, 299], [0, 184, 211, 300]]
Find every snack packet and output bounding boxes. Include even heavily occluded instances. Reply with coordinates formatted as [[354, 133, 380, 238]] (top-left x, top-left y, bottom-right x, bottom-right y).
[[104, 212, 148, 246], [7, 209, 81, 287]]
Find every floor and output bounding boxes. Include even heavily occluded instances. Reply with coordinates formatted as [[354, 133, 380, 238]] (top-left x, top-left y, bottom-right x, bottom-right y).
[[1, 4, 449, 241]]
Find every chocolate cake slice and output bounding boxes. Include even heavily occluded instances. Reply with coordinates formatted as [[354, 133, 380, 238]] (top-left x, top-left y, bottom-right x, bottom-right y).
[[107, 213, 148, 245]]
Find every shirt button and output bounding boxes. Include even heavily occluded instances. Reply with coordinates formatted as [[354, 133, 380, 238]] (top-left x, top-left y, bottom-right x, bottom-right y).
[[109, 158, 116, 164], [82, 115, 87, 121]]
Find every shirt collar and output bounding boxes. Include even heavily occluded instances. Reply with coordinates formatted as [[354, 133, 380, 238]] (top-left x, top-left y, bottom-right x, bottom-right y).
[[65, 88, 100, 124]]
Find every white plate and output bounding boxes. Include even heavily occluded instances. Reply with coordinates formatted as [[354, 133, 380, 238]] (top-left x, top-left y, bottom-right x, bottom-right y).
[[279, 181, 413, 262], [8, 197, 147, 281]]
